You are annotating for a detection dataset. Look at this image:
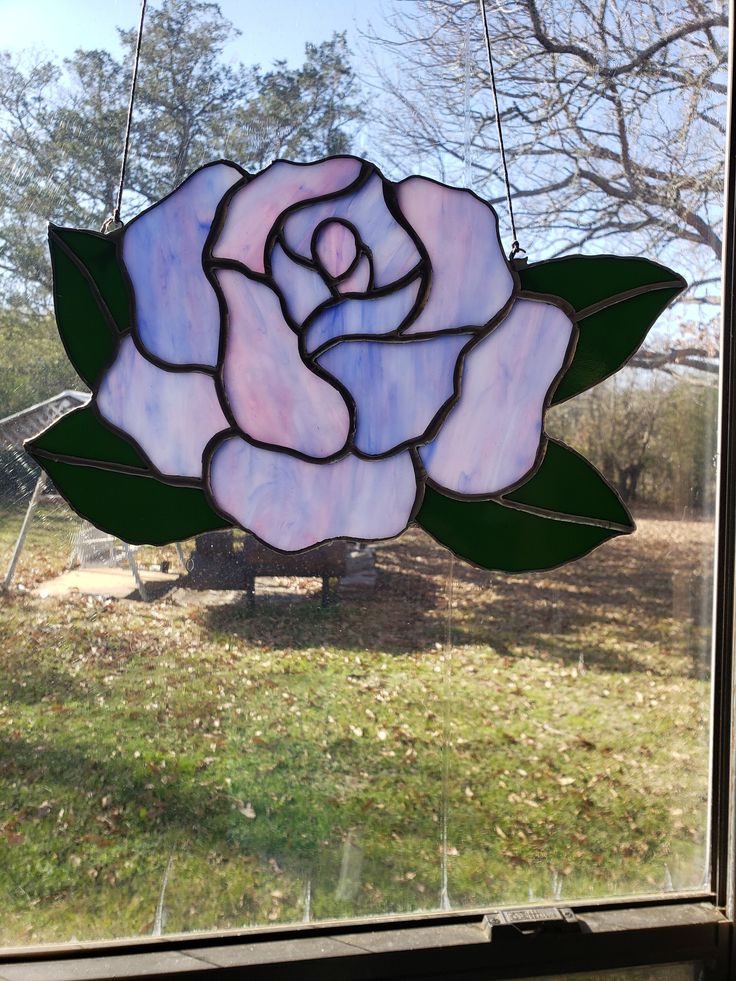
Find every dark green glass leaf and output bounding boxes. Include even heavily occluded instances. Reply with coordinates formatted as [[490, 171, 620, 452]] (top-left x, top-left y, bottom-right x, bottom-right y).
[[504, 438, 633, 530], [50, 226, 130, 332], [519, 255, 686, 401], [27, 404, 144, 471], [48, 233, 119, 387], [26, 407, 229, 545], [519, 255, 687, 404], [553, 286, 683, 403], [518, 254, 685, 313], [416, 486, 624, 573], [33, 457, 229, 546]]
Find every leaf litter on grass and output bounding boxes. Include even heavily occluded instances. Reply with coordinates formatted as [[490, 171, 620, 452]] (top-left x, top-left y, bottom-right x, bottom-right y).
[[0, 506, 713, 943]]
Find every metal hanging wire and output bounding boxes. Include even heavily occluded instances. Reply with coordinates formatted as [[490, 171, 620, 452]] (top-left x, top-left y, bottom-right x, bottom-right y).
[[478, 0, 525, 261], [102, 0, 148, 233]]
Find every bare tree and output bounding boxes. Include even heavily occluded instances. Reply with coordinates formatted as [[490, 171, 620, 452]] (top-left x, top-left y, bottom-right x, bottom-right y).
[[366, 0, 727, 371], [550, 369, 718, 507]]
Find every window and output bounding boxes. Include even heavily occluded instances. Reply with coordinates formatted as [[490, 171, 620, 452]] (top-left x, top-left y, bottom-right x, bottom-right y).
[[0, 0, 733, 977]]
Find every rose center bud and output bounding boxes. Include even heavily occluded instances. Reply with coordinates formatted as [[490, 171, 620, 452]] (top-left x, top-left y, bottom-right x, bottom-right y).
[[313, 219, 359, 281]]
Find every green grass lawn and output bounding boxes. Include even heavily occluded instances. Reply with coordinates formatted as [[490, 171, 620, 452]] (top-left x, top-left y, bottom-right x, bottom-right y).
[[0, 501, 713, 946]]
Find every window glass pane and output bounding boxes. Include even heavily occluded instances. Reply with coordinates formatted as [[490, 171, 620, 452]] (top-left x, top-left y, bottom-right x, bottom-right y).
[[0, 0, 726, 946]]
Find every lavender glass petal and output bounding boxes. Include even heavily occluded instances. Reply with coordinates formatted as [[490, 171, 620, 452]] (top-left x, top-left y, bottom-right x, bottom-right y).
[[97, 336, 228, 479], [217, 269, 350, 459], [420, 300, 574, 495], [123, 162, 242, 367], [318, 333, 471, 456], [213, 157, 362, 273], [315, 221, 358, 279], [281, 172, 420, 288], [396, 177, 514, 334], [209, 437, 418, 551], [337, 254, 371, 294], [304, 279, 421, 354], [270, 241, 331, 326]]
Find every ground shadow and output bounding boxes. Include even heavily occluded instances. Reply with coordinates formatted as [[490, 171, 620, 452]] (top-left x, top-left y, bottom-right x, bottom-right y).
[[198, 519, 713, 678]]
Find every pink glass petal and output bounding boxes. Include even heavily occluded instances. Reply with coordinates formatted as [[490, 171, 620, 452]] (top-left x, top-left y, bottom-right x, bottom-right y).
[[217, 269, 350, 459], [337, 254, 371, 294], [270, 241, 331, 327], [123, 162, 242, 367], [396, 177, 514, 334], [281, 172, 420, 288], [315, 221, 358, 279], [209, 437, 418, 551], [213, 157, 362, 273], [304, 278, 421, 354], [420, 300, 574, 495], [318, 332, 470, 456], [97, 336, 228, 479]]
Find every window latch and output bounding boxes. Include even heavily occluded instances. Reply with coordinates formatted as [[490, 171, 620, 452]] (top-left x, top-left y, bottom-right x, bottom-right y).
[[483, 906, 583, 941]]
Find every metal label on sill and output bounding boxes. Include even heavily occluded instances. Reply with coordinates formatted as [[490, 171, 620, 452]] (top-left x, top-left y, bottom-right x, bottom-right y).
[[485, 907, 577, 927]]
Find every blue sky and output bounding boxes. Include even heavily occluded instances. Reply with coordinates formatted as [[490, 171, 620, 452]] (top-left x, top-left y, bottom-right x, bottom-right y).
[[0, 0, 380, 66]]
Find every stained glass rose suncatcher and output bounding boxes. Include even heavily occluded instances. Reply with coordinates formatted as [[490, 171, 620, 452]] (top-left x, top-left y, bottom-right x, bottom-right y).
[[27, 156, 686, 572]]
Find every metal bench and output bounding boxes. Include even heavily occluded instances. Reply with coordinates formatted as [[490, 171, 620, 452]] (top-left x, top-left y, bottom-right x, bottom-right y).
[[188, 531, 373, 607]]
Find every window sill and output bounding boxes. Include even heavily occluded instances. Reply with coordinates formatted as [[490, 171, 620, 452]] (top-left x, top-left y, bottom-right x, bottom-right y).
[[0, 900, 728, 981]]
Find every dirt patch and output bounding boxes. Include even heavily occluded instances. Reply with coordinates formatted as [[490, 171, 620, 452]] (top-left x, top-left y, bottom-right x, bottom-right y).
[[35, 566, 180, 600]]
